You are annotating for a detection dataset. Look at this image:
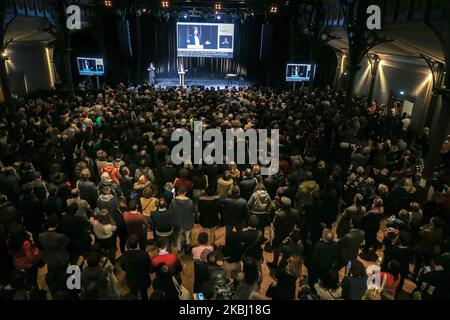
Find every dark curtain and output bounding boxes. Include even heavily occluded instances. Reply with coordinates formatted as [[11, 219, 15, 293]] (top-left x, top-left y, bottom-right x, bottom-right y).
[[138, 16, 265, 82], [314, 45, 337, 89]]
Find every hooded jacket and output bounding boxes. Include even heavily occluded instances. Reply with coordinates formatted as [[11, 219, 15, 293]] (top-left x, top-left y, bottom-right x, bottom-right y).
[[101, 163, 121, 185]]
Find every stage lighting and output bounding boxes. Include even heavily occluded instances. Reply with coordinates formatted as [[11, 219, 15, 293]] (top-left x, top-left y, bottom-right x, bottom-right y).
[[161, 1, 169, 8], [183, 14, 188, 19], [400, 91, 405, 96], [270, 5, 278, 14], [217, 15, 221, 20], [104, 0, 112, 8], [215, 3, 222, 11]]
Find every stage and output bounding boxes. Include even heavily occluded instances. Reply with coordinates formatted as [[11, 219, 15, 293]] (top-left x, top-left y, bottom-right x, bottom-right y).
[[151, 77, 253, 89]]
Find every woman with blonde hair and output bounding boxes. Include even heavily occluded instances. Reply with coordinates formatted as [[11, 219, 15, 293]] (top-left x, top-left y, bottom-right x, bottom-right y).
[[270, 255, 302, 300], [140, 186, 158, 217], [133, 175, 151, 199], [90, 209, 117, 261]]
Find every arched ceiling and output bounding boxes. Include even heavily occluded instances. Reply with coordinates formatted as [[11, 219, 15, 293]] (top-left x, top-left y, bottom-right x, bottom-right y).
[[326, 22, 444, 64], [5, 16, 54, 45]]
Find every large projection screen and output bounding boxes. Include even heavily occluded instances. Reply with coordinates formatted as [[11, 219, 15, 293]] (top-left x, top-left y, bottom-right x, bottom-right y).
[[177, 22, 234, 58]]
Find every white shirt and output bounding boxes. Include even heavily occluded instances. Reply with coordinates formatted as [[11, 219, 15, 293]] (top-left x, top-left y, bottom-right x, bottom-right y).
[[194, 35, 200, 46]]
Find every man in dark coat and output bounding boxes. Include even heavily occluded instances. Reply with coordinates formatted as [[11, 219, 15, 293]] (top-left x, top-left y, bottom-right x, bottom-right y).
[[268, 197, 300, 268], [38, 215, 70, 270], [121, 235, 152, 300], [57, 203, 92, 264], [220, 185, 249, 238], [338, 226, 365, 267], [307, 228, 340, 285]]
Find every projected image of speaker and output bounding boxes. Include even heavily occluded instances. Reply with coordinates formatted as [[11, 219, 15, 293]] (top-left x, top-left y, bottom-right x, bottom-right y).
[[177, 22, 234, 58], [77, 57, 105, 76], [286, 63, 315, 82]]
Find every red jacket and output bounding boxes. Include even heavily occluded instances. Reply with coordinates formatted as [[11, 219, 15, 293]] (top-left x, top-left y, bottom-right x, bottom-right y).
[[101, 163, 121, 185], [150, 252, 183, 275], [10, 240, 40, 270]]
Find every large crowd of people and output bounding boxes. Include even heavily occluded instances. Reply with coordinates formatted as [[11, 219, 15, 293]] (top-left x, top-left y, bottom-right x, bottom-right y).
[[0, 83, 449, 300]]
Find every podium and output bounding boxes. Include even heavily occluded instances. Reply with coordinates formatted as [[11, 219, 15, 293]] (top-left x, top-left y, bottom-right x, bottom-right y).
[[178, 71, 186, 87]]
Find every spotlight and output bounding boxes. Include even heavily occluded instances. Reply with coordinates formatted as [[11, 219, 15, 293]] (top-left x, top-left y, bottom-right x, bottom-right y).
[[161, 1, 169, 8], [217, 15, 221, 20], [183, 14, 188, 19], [399, 91, 405, 96], [270, 5, 278, 14], [214, 3, 222, 11], [104, 0, 112, 8]]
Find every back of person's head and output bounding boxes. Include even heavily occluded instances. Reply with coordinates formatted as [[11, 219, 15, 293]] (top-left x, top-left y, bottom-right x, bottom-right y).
[[46, 215, 59, 229], [157, 237, 168, 250], [398, 209, 409, 222], [197, 232, 209, 245], [142, 186, 153, 198], [349, 260, 366, 278], [206, 186, 216, 196], [431, 216, 445, 229], [81, 168, 91, 180], [286, 255, 302, 278], [280, 196, 291, 209], [67, 202, 78, 215], [305, 171, 313, 181], [206, 251, 217, 265], [101, 186, 112, 195], [139, 159, 147, 168], [322, 228, 334, 242], [158, 197, 167, 209], [230, 185, 240, 197], [321, 269, 340, 290], [71, 188, 80, 198], [86, 250, 101, 267], [177, 186, 187, 196], [242, 257, 258, 285], [128, 200, 138, 210], [255, 183, 266, 192], [48, 184, 58, 196], [354, 193, 364, 206], [127, 235, 139, 250], [248, 214, 259, 229], [223, 171, 232, 181], [387, 259, 401, 278], [179, 168, 189, 179], [164, 182, 174, 192]]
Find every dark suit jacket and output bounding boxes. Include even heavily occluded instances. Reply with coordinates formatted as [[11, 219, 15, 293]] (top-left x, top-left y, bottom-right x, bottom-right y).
[[338, 229, 365, 262], [121, 249, 152, 290], [310, 240, 340, 274], [38, 230, 70, 264], [220, 197, 249, 226]]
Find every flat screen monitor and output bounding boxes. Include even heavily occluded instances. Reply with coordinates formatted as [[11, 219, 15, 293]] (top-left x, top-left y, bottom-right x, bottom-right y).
[[286, 63, 314, 82], [77, 57, 105, 76], [177, 22, 234, 58]]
